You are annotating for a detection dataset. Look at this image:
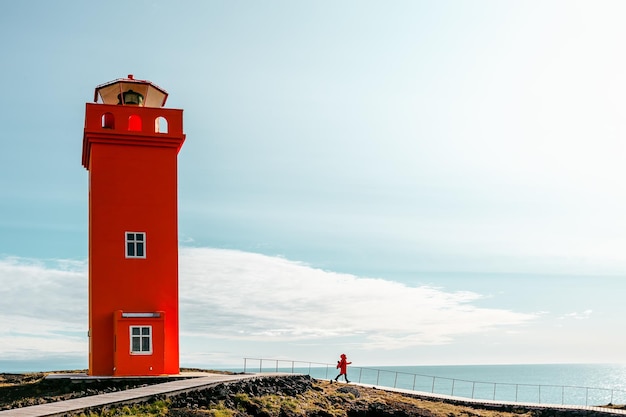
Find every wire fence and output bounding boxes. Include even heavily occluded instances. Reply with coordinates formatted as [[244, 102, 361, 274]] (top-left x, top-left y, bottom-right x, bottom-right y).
[[242, 358, 626, 407]]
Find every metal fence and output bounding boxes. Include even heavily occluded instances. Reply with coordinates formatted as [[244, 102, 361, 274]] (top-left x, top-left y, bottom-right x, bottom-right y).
[[242, 358, 626, 407]]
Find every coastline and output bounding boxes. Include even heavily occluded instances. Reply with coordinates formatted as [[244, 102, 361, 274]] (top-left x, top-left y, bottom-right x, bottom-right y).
[[1, 372, 625, 417]]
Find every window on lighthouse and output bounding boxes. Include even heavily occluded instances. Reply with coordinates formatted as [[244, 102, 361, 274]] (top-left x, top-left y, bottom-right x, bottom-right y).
[[155, 116, 168, 133], [126, 232, 146, 258], [128, 114, 142, 131], [130, 326, 152, 354], [102, 112, 115, 129]]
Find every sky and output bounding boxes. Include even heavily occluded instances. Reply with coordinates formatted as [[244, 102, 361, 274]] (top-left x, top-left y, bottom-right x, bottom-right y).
[[1, 1, 626, 372]]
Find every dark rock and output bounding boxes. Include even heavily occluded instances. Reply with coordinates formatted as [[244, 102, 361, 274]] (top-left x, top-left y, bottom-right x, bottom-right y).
[[3, 373, 622, 417], [337, 386, 361, 397], [348, 400, 435, 417]]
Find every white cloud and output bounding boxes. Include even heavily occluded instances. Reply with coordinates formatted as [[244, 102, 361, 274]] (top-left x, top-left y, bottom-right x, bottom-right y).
[[0, 259, 87, 322], [0, 249, 535, 365], [179, 248, 535, 350], [559, 310, 593, 321], [0, 258, 87, 361]]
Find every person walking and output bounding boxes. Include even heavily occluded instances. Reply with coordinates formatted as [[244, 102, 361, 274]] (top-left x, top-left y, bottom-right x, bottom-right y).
[[333, 353, 352, 383]]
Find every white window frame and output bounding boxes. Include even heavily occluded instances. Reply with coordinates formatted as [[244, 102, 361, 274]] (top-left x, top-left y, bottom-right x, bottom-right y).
[[129, 325, 152, 355], [125, 231, 146, 258]]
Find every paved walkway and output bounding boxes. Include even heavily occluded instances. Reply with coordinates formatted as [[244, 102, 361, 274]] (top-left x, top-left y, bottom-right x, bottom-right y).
[[2, 374, 626, 417], [0, 373, 272, 417], [355, 382, 626, 415]]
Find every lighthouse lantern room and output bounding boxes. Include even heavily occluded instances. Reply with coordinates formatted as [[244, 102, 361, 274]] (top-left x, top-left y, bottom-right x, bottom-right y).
[[82, 75, 186, 376]]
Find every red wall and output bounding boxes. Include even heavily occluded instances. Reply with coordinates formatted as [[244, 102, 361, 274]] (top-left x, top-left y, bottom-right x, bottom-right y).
[[83, 103, 185, 376], [113, 311, 165, 376]]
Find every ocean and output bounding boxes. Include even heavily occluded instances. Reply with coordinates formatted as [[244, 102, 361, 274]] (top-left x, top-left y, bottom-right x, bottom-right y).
[[4, 360, 625, 407], [238, 361, 626, 407]]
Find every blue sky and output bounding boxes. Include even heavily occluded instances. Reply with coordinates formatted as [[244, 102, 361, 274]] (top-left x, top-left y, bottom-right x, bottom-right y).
[[1, 1, 626, 371]]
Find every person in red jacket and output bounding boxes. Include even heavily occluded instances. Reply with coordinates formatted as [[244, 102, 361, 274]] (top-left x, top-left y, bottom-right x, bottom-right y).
[[333, 353, 352, 383]]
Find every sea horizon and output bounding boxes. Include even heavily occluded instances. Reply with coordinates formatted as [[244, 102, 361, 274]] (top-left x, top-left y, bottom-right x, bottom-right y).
[[3, 360, 626, 406], [236, 361, 626, 406], [3, 360, 625, 373]]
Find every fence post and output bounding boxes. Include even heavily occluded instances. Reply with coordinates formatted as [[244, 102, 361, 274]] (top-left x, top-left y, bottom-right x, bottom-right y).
[[240, 358, 626, 407]]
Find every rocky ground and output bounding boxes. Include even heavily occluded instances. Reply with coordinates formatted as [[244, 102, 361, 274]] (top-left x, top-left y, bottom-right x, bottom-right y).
[[1, 372, 624, 417], [0, 371, 181, 410]]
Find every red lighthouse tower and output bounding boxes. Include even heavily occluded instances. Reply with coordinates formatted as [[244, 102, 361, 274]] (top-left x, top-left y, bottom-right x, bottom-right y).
[[82, 75, 185, 376]]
